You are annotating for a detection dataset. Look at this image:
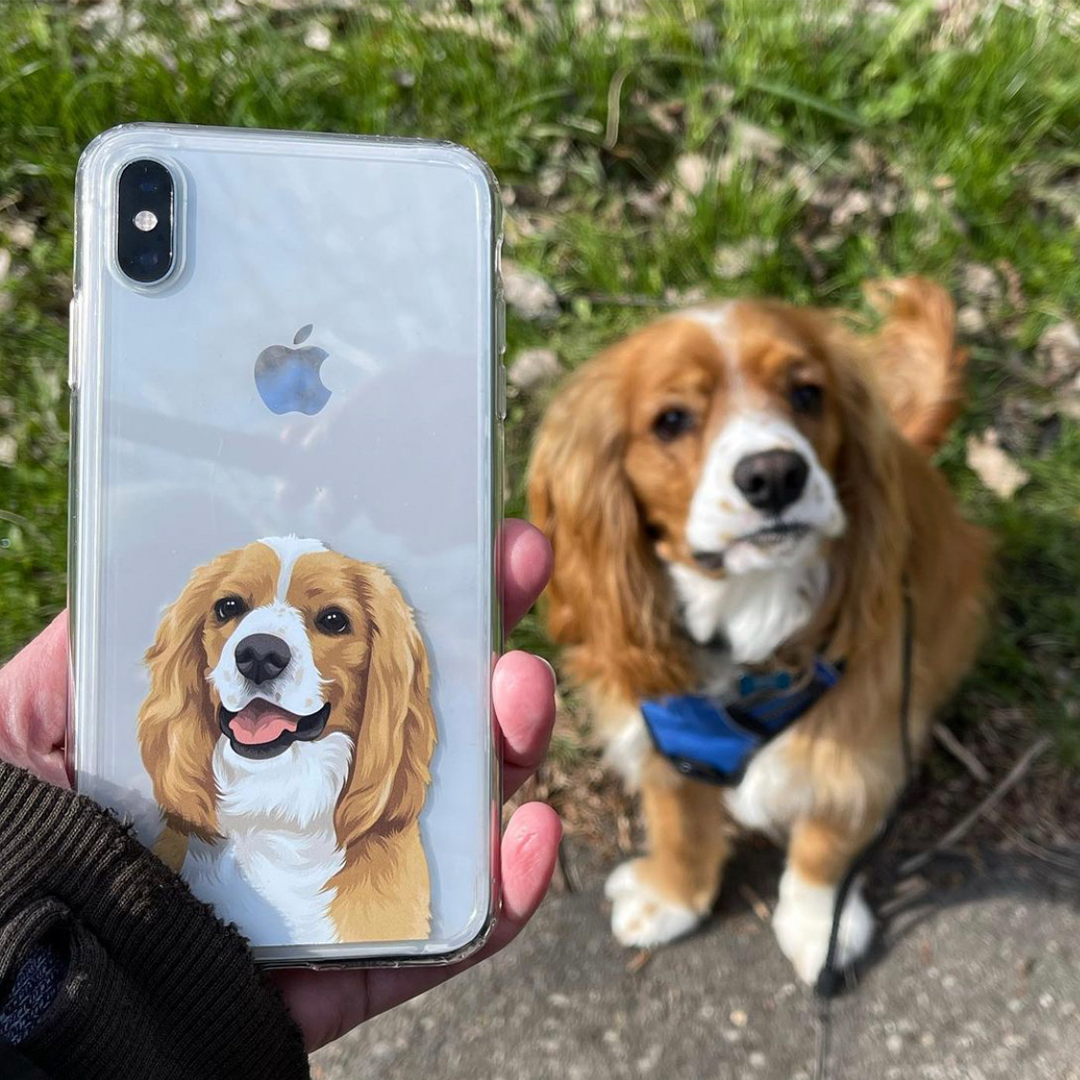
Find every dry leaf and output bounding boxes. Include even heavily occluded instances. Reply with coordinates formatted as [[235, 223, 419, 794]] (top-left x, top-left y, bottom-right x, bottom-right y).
[[966, 429, 1030, 498], [508, 347, 560, 390], [675, 153, 709, 196], [956, 304, 987, 335], [1036, 320, 1080, 386], [714, 236, 776, 280], [304, 21, 331, 50], [961, 262, 1001, 305], [501, 259, 559, 323]]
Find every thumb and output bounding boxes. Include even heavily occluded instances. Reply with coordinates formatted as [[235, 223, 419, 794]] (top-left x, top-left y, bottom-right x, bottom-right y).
[[0, 610, 71, 786]]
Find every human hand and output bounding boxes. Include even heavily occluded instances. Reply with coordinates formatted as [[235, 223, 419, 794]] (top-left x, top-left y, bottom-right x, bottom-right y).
[[0, 519, 561, 1051]]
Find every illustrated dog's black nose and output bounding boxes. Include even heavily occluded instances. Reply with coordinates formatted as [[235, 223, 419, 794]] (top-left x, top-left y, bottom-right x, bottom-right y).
[[235, 633, 291, 685], [733, 449, 809, 515]]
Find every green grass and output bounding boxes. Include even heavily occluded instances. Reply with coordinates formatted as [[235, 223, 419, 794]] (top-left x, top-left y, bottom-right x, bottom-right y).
[[2, 0, 1079, 761]]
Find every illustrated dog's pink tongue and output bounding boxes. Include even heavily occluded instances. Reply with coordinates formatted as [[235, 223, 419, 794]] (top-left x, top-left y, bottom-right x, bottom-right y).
[[229, 700, 299, 746]]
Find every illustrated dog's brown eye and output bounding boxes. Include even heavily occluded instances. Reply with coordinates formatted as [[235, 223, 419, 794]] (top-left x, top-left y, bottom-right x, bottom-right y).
[[653, 407, 694, 442], [214, 596, 248, 622], [790, 383, 823, 415], [315, 607, 351, 635]]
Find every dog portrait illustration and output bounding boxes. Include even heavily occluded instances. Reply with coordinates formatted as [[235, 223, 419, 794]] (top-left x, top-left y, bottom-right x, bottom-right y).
[[137, 536, 437, 946]]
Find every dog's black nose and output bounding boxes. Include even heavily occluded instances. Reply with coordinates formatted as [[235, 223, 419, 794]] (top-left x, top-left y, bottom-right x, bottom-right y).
[[733, 449, 809, 515], [235, 633, 291, 685]]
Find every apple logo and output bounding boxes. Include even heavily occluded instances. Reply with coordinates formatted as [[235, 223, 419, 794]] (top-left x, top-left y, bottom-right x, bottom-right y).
[[254, 324, 331, 416]]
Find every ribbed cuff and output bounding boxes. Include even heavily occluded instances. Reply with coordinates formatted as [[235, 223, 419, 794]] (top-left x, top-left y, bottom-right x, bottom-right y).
[[0, 763, 310, 1080]]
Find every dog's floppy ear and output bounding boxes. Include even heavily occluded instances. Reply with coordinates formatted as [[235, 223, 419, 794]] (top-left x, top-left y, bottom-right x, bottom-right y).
[[527, 340, 689, 700], [138, 555, 229, 843], [800, 311, 907, 661], [861, 276, 968, 455], [334, 566, 436, 855]]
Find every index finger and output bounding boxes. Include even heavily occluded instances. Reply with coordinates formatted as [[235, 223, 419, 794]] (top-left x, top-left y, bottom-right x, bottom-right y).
[[500, 519, 552, 633]]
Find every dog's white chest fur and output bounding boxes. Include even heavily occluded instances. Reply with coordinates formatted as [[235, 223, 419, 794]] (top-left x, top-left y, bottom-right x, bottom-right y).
[[181, 732, 353, 945], [606, 560, 828, 834]]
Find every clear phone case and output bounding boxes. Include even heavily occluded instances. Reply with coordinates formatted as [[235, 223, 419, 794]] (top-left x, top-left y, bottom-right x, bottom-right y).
[[68, 123, 504, 967]]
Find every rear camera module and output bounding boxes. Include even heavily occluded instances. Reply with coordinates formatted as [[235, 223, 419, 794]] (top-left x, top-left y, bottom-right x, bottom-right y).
[[117, 159, 174, 284]]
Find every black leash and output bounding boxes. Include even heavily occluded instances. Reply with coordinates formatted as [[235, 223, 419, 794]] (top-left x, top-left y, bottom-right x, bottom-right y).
[[812, 579, 915, 1077]]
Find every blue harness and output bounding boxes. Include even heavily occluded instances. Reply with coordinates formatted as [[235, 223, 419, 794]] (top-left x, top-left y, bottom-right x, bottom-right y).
[[641, 658, 843, 786]]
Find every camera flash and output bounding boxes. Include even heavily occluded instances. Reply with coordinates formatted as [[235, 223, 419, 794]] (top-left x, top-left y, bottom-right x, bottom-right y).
[[133, 210, 158, 232]]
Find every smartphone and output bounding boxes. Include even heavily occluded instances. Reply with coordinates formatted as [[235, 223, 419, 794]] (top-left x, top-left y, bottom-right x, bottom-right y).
[[68, 123, 504, 968]]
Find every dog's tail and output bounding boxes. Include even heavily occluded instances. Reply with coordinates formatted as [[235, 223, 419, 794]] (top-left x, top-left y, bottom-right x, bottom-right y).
[[861, 277, 969, 455]]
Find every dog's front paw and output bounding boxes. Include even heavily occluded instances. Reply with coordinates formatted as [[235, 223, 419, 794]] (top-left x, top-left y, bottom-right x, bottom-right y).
[[773, 868, 875, 984], [604, 860, 702, 948]]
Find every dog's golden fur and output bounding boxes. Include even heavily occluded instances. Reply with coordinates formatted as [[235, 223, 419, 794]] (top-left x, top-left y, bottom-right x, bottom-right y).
[[528, 278, 986, 959], [138, 542, 437, 942]]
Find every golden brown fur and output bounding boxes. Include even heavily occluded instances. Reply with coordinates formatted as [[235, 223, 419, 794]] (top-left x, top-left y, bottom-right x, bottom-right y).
[[138, 542, 437, 942], [529, 277, 987, 963]]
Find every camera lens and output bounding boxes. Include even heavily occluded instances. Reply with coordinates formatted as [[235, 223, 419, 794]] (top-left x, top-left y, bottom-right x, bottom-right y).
[[118, 159, 174, 284]]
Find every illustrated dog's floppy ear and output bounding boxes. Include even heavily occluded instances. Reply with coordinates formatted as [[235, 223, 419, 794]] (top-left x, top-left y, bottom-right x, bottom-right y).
[[527, 339, 690, 701], [138, 554, 229, 847], [334, 566, 437, 855]]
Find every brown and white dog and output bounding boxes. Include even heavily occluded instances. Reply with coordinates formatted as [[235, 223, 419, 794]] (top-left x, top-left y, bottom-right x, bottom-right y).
[[138, 537, 436, 946], [528, 278, 986, 983]]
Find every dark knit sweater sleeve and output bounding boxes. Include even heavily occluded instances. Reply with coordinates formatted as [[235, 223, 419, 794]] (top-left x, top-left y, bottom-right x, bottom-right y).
[[0, 762, 310, 1080]]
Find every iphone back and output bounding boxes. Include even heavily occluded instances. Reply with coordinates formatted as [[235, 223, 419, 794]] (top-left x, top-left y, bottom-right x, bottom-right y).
[[69, 124, 503, 966]]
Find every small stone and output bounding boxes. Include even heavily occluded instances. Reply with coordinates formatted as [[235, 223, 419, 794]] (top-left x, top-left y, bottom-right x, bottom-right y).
[[501, 260, 559, 323], [1007, 998, 1024, 1014], [0, 433, 16, 466], [508, 347, 560, 391], [0, 247, 11, 284], [921, 1032, 935, 1048], [748, 1051, 767, 1069], [729, 1008, 748, 1027], [886, 1033, 903, 1054]]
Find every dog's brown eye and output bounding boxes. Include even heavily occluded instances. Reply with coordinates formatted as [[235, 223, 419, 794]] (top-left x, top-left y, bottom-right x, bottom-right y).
[[214, 596, 248, 623], [790, 383, 823, 415], [653, 407, 694, 442], [315, 607, 351, 635]]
